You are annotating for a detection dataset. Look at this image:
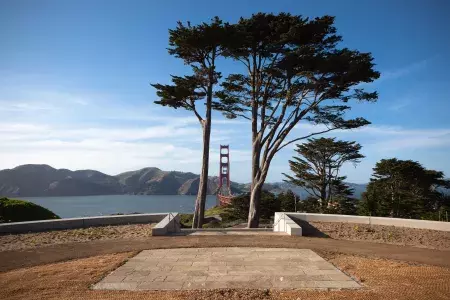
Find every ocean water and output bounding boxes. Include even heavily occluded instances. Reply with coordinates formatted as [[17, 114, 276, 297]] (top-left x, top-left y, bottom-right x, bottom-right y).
[[21, 195, 218, 218]]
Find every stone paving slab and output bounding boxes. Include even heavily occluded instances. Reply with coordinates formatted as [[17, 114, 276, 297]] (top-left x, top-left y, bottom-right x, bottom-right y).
[[93, 248, 360, 291]]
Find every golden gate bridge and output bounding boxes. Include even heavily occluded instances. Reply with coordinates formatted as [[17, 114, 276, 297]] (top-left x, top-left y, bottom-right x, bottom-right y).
[[217, 145, 233, 206]]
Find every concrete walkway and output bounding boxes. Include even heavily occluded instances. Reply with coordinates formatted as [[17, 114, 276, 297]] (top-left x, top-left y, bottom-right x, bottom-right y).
[[93, 248, 360, 291]]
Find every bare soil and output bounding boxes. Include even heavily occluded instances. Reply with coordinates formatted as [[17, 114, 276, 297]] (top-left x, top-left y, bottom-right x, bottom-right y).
[[0, 223, 155, 251], [1, 251, 449, 300], [305, 221, 450, 250]]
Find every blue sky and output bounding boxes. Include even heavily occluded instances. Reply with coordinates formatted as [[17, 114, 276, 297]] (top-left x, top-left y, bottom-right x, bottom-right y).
[[1, 0, 449, 183]]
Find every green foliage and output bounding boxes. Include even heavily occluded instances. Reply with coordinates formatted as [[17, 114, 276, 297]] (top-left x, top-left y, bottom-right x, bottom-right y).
[[297, 197, 321, 213], [284, 138, 363, 212], [230, 191, 280, 220], [205, 205, 239, 223], [336, 197, 359, 215], [151, 17, 227, 116], [278, 190, 299, 212], [0, 197, 60, 223], [179, 213, 194, 228], [359, 158, 450, 219]]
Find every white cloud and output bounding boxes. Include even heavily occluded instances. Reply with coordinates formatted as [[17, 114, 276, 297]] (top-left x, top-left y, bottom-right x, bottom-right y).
[[292, 123, 450, 152], [0, 120, 252, 178]]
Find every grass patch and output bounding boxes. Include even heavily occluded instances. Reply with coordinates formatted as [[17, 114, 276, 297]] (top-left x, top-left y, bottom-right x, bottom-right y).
[[180, 206, 246, 228], [179, 213, 194, 228]]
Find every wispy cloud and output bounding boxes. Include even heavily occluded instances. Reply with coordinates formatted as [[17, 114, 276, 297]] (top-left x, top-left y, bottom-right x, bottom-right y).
[[380, 58, 430, 81], [293, 123, 450, 151], [0, 102, 58, 112], [388, 99, 411, 111], [357, 57, 433, 88]]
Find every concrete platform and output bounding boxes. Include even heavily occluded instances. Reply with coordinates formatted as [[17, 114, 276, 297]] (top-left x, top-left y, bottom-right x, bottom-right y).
[[176, 228, 287, 236], [93, 247, 360, 291]]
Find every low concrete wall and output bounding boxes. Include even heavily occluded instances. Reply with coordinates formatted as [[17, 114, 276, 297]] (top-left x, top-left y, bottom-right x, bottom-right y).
[[288, 213, 371, 225], [273, 212, 302, 236], [151, 213, 181, 236], [276, 213, 450, 235], [0, 213, 181, 235]]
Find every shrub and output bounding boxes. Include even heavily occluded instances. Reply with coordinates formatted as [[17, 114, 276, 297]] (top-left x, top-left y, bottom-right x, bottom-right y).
[[0, 197, 60, 223], [179, 213, 193, 228]]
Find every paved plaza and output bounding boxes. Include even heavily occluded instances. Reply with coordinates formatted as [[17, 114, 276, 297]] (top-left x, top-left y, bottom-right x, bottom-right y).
[[93, 247, 360, 291]]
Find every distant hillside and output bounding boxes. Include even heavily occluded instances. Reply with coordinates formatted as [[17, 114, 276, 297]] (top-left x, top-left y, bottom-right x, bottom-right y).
[[0, 165, 123, 197], [0, 164, 367, 198]]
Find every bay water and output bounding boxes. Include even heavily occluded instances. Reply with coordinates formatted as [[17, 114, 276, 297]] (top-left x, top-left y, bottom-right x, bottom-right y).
[[21, 195, 218, 219]]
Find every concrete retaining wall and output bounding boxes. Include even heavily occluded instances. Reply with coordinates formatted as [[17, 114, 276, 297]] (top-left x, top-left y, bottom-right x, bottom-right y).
[[275, 212, 450, 235], [151, 213, 181, 236], [273, 212, 302, 236], [0, 213, 181, 235]]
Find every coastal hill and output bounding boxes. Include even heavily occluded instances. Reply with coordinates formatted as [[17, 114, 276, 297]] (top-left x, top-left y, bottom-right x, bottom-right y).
[[0, 164, 367, 198]]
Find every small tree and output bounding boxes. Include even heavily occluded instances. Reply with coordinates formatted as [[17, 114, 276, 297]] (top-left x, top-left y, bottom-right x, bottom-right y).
[[278, 189, 299, 212], [297, 196, 321, 213], [151, 18, 227, 228], [216, 13, 379, 227], [284, 138, 364, 212], [336, 197, 359, 215]]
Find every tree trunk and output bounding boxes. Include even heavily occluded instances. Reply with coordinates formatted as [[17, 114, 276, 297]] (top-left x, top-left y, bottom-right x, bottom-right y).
[[247, 152, 263, 228], [247, 104, 261, 228], [389, 183, 395, 217], [248, 181, 263, 228], [192, 87, 212, 229], [320, 181, 327, 212]]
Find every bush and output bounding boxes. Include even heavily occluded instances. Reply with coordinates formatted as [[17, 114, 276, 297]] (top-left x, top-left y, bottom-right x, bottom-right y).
[[179, 213, 193, 228], [0, 197, 60, 223]]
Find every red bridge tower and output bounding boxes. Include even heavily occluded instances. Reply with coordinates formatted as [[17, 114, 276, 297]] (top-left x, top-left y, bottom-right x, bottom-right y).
[[217, 145, 233, 206]]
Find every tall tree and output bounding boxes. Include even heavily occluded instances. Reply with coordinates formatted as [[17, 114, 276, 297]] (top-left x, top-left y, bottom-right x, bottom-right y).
[[360, 158, 450, 219], [215, 13, 379, 227], [151, 17, 227, 228], [284, 138, 364, 212]]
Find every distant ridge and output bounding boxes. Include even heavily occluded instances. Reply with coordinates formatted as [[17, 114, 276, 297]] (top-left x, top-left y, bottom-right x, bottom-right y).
[[0, 164, 367, 198]]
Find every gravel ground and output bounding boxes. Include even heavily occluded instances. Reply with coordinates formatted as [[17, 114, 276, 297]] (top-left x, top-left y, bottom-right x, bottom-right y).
[[1, 251, 449, 300], [0, 223, 155, 251], [305, 221, 450, 250]]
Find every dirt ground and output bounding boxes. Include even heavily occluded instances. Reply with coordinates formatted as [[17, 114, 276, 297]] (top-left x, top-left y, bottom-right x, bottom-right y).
[[0, 223, 155, 251], [1, 251, 449, 300], [1, 235, 449, 273], [305, 221, 450, 250]]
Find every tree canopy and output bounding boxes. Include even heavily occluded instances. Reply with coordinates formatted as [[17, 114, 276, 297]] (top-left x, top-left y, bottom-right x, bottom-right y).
[[284, 137, 364, 211], [360, 158, 450, 219]]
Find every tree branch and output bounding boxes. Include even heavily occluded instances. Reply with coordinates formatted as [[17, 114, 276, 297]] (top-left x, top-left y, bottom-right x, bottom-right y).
[[188, 99, 204, 125], [276, 126, 338, 153]]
